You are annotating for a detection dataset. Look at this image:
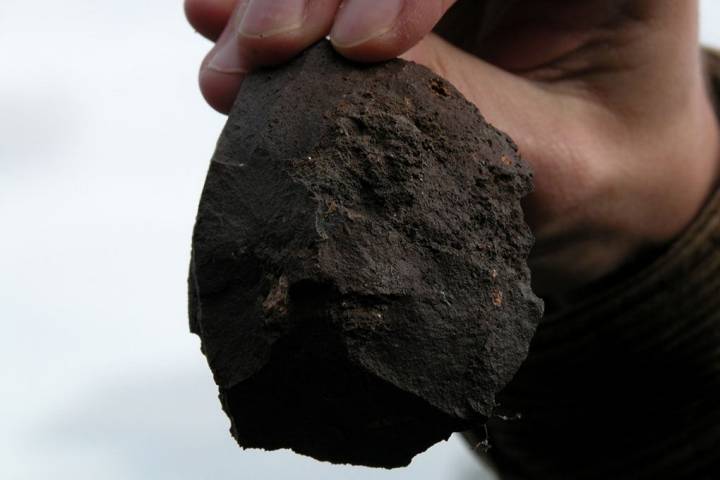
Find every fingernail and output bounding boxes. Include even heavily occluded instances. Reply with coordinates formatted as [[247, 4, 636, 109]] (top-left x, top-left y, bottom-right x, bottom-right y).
[[208, 38, 247, 74], [239, 0, 307, 38], [330, 0, 404, 48]]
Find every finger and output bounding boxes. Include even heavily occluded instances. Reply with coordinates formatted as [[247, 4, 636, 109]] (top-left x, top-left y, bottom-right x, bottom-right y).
[[329, 0, 457, 62], [197, 2, 249, 113], [185, 0, 238, 41], [200, 0, 342, 113]]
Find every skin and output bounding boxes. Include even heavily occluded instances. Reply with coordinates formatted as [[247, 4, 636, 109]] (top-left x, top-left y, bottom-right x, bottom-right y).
[[185, 0, 720, 295]]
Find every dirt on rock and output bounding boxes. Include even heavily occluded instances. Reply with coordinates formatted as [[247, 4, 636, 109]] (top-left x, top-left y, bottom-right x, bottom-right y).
[[189, 40, 543, 468]]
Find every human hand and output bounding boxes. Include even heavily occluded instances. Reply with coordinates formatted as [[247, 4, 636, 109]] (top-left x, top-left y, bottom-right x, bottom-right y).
[[185, 0, 719, 295]]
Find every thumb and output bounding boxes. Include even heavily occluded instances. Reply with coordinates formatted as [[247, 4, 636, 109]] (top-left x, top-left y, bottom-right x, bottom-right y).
[[329, 0, 457, 62], [403, 34, 598, 233]]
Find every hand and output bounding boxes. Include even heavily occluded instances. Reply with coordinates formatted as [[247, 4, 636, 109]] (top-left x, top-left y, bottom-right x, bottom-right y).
[[185, 0, 719, 295]]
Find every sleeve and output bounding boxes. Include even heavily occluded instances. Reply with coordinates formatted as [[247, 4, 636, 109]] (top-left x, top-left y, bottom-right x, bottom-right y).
[[481, 49, 720, 480]]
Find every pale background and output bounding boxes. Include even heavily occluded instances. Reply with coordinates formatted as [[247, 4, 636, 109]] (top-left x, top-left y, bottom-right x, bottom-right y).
[[1, 2, 718, 479]]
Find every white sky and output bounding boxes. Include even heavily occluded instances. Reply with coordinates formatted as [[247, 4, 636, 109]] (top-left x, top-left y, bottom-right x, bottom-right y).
[[1, 1, 718, 479]]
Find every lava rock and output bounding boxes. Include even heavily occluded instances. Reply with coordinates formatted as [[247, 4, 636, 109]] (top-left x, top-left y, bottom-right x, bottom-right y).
[[189, 40, 542, 468]]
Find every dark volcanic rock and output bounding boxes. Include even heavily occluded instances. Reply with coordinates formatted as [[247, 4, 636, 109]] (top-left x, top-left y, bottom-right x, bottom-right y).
[[189, 40, 542, 468]]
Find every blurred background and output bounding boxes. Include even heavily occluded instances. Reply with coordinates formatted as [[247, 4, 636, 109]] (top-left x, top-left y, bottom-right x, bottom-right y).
[[1, 1, 718, 479]]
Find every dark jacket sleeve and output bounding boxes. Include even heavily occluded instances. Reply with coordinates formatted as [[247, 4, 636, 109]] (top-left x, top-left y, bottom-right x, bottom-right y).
[[482, 49, 720, 480]]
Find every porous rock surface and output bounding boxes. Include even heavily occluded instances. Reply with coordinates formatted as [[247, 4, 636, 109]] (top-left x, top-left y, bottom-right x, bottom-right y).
[[189, 40, 542, 468]]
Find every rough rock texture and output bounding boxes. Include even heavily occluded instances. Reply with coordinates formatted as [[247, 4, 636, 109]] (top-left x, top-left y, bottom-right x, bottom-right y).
[[189, 41, 543, 468]]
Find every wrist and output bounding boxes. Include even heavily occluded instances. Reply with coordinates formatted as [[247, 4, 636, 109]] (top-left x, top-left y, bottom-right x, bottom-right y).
[[607, 68, 720, 284], [532, 52, 720, 298]]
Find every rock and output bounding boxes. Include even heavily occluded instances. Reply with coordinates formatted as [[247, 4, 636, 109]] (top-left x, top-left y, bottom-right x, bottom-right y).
[[189, 40, 542, 468]]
